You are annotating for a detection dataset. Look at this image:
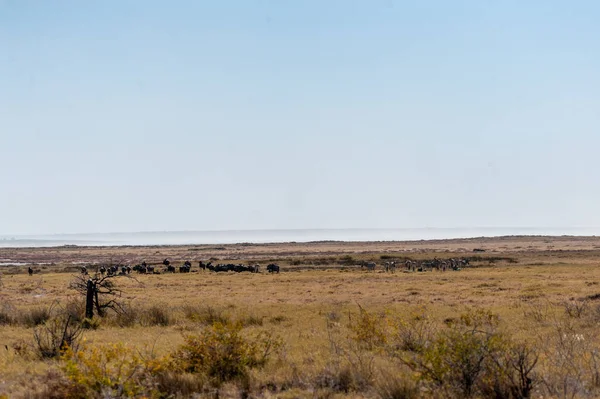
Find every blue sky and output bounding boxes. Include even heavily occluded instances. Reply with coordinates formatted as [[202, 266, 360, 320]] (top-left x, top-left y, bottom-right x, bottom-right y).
[[1, 1, 599, 235]]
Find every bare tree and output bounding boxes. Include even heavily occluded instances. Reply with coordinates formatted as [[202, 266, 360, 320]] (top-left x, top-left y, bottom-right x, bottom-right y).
[[70, 273, 123, 319]]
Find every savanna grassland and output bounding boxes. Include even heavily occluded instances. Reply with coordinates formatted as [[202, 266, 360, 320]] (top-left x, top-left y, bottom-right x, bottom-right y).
[[2, 236, 600, 398]]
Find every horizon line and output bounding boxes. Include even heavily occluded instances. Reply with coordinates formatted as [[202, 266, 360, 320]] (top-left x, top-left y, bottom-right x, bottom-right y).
[[2, 226, 600, 238]]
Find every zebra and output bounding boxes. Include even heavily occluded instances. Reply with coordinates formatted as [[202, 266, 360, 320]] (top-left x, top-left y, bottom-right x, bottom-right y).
[[384, 261, 397, 273]]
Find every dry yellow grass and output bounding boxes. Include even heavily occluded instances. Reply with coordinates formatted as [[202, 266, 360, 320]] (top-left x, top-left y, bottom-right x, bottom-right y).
[[2, 237, 600, 397]]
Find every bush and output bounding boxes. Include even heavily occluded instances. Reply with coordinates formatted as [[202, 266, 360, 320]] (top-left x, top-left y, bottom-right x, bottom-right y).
[[61, 342, 163, 398], [64, 299, 86, 324], [142, 304, 172, 326], [400, 309, 504, 398], [238, 314, 264, 327], [111, 302, 141, 327], [482, 341, 538, 399], [182, 304, 230, 325], [172, 322, 281, 385], [314, 364, 356, 393], [0, 304, 16, 325], [376, 370, 420, 399], [17, 368, 86, 399], [153, 371, 209, 398], [33, 314, 83, 359], [21, 306, 52, 327], [539, 318, 600, 398], [563, 299, 590, 319], [348, 306, 388, 351], [394, 309, 437, 353], [81, 317, 101, 330]]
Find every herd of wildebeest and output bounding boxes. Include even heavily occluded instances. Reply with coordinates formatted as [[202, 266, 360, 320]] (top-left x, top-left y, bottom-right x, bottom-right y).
[[32, 256, 470, 277]]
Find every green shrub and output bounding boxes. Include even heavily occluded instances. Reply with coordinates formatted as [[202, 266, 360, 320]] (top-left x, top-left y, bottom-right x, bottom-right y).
[[394, 309, 437, 353], [172, 322, 281, 385], [400, 309, 504, 398], [348, 306, 388, 351], [61, 342, 162, 398], [81, 317, 101, 330]]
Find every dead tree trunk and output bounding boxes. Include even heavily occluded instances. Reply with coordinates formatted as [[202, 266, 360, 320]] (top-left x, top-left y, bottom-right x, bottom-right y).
[[94, 287, 103, 317], [72, 272, 125, 320], [85, 279, 95, 319]]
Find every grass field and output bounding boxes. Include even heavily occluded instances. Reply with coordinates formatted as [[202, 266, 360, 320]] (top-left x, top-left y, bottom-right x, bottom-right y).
[[2, 237, 600, 398]]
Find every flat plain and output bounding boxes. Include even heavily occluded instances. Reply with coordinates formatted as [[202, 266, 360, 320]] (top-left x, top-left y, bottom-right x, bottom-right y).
[[2, 236, 600, 398]]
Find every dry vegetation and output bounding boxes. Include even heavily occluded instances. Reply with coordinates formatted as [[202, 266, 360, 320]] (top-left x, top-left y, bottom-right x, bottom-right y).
[[1, 236, 600, 398]]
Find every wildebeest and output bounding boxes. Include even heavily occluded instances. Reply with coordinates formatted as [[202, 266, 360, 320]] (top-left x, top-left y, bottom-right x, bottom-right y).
[[267, 264, 280, 274], [179, 262, 191, 273], [233, 264, 255, 273], [81, 266, 88, 275], [99, 266, 106, 276], [28, 266, 33, 276], [133, 264, 153, 274], [361, 261, 376, 271], [208, 264, 233, 273], [199, 261, 213, 271]]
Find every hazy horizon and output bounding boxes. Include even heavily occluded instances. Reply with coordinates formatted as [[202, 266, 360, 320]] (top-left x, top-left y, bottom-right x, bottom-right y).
[[2, 227, 600, 248], [2, 1, 599, 235], [2, 225, 599, 237]]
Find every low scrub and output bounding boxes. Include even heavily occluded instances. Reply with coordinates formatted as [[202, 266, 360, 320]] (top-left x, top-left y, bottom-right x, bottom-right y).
[[141, 303, 172, 326], [21, 306, 52, 327], [0, 304, 16, 325], [33, 313, 83, 359], [172, 321, 282, 385], [182, 304, 231, 325]]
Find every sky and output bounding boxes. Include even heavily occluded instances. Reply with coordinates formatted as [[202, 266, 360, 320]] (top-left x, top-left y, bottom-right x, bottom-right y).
[[1, 1, 599, 235]]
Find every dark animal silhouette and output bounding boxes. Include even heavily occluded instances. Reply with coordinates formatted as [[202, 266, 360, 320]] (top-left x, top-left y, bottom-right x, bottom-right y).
[[267, 264, 280, 274], [361, 261, 376, 271]]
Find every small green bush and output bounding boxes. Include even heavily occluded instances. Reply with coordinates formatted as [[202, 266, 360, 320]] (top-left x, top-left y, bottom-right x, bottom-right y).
[[61, 342, 162, 398], [172, 322, 281, 385], [348, 306, 388, 351]]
